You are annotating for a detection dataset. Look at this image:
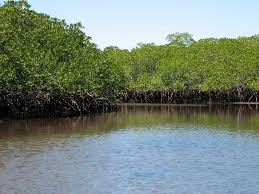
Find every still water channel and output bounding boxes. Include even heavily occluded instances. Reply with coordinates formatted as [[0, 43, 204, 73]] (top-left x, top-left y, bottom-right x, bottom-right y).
[[0, 104, 259, 193]]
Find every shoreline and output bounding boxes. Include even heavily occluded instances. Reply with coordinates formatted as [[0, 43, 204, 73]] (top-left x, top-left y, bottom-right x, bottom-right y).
[[0, 91, 117, 119], [1, 88, 259, 118], [115, 88, 259, 104]]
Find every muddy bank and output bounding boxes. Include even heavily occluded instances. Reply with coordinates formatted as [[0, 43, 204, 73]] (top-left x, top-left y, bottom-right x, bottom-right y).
[[0, 91, 117, 118], [116, 88, 259, 104]]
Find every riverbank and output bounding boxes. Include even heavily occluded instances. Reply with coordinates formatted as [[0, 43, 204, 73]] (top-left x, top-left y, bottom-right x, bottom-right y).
[[1, 87, 259, 118], [0, 91, 117, 118], [115, 88, 258, 104]]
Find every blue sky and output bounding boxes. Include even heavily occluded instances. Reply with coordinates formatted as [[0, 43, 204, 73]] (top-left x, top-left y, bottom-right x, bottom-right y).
[[1, 0, 259, 49]]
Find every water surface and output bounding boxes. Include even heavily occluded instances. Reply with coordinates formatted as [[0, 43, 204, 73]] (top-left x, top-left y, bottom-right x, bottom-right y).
[[1, 104, 259, 193]]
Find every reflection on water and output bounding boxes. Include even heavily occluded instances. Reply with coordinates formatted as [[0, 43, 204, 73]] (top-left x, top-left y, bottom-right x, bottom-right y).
[[0, 104, 259, 193]]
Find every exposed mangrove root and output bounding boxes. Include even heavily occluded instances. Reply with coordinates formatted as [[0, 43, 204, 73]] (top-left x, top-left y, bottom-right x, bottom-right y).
[[116, 87, 259, 104], [0, 91, 117, 118]]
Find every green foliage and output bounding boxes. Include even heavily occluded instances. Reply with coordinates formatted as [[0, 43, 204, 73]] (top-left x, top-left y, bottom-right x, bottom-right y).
[[0, 0, 126, 95], [1, 1, 259, 96], [166, 32, 195, 47], [105, 33, 259, 91], [92, 57, 127, 96]]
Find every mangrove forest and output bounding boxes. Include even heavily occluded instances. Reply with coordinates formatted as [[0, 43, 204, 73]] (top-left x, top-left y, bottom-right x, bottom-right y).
[[1, 0, 259, 117]]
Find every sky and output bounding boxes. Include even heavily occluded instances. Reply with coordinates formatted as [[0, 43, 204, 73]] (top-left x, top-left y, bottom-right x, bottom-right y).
[[1, 0, 259, 49]]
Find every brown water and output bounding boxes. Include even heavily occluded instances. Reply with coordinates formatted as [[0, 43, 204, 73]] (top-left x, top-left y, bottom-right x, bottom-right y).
[[0, 104, 259, 193]]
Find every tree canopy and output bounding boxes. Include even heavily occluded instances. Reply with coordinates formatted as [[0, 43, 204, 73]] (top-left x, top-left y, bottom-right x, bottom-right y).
[[1, 1, 259, 96], [0, 0, 126, 95]]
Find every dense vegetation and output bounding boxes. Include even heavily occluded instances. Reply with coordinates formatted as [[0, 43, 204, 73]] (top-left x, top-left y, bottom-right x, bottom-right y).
[[105, 34, 259, 91], [1, 0, 259, 98], [0, 0, 126, 96]]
